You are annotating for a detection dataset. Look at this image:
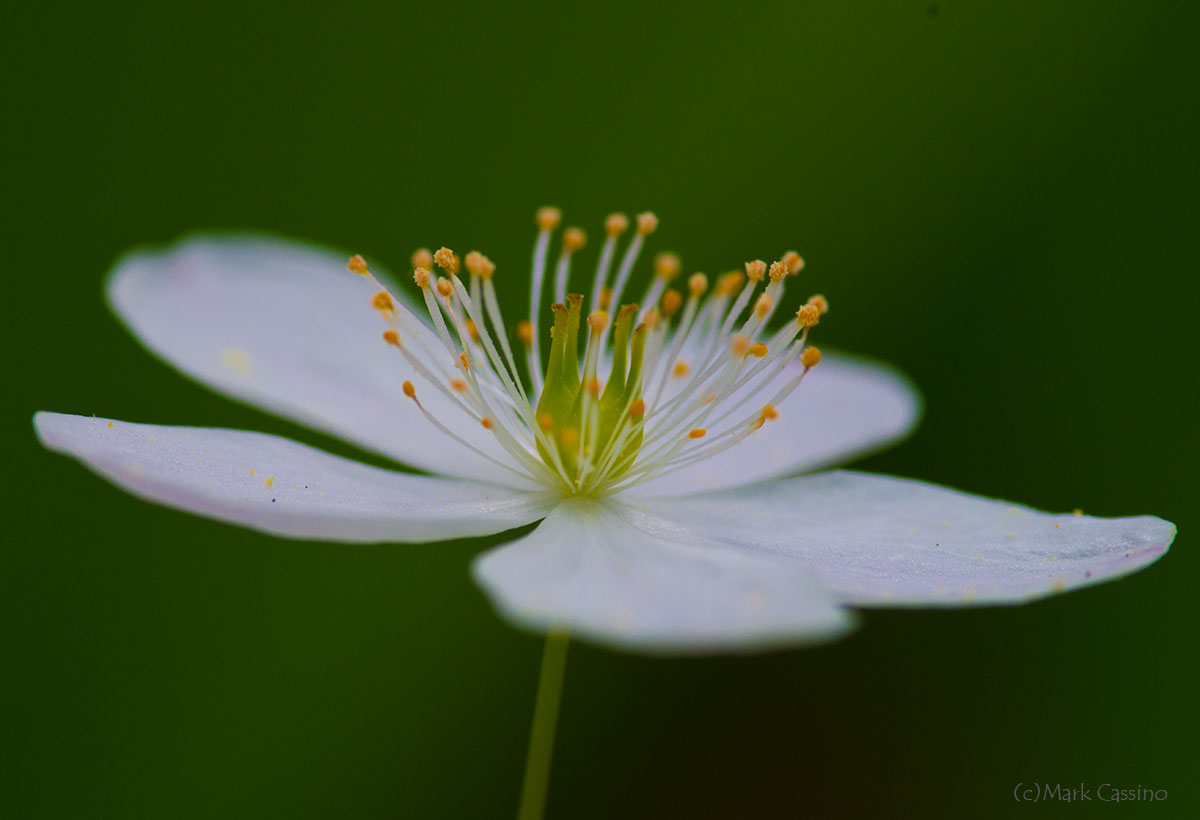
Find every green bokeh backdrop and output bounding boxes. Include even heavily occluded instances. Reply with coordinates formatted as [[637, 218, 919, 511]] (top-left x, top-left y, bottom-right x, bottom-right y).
[[5, 1, 1196, 817]]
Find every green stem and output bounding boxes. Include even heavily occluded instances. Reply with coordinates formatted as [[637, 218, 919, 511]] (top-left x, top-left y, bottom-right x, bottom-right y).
[[517, 631, 570, 820]]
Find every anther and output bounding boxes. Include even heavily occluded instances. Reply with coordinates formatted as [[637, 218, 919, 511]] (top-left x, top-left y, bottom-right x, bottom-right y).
[[588, 310, 609, 331], [673, 360, 691, 378], [745, 260, 767, 282], [465, 251, 495, 279], [436, 278, 453, 299], [382, 329, 401, 346], [372, 291, 395, 312], [480, 417, 494, 430], [517, 320, 534, 345], [801, 346, 822, 368], [807, 294, 829, 314], [434, 247, 459, 276], [628, 398, 646, 418], [537, 207, 562, 230], [598, 287, 613, 310], [748, 343, 768, 358], [796, 303, 821, 327], [730, 334, 751, 356], [347, 255, 369, 275], [458, 351, 471, 371], [688, 428, 707, 439], [768, 260, 788, 282], [451, 378, 468, 393], [688, 272, 709, 297], [413, 267, 431, 288], [560, 426, 579, 448], [717, 271, 745, 295], [605, 213, 629, 236], [654, 252, 681, 280], [412, 248, 434, 270], [783, 251, 805, 275], [563, 227, 587, 252], [402, 380, 416, 398], [636, 212, 659, 235], [750, 417, 766, 431], [587, 377, 602, 397], [466, 318, 479, 341], [754, 293, 774, 318], [761, 404, 779, 420], [642, 308, 660, 329], [538, 413, 554, 432], [661, 288, 683, 317]]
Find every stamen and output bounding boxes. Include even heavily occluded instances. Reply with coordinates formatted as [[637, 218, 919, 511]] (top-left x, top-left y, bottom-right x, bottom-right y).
[[434, 247, 459, 277], [748, 343, 768, 358], [661, 288, 683, 317], [782, 251, 805, 275], [673, 360, 690, 378], [796, 303, 821, 328], [745, 260, 766, 282], [807, 294, 829, 314], [688, 428, 707, 439], [465, 251, 495, 279], [801, 346, 822, 368], [372, 291, 394, 312]]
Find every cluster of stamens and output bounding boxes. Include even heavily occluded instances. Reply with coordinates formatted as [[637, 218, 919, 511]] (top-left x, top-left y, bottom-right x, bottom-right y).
[[348, 207, 828, 496]]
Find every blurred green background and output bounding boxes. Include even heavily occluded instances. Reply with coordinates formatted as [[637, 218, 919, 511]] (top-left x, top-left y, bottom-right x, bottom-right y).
[[4, 1, 1196, 817]]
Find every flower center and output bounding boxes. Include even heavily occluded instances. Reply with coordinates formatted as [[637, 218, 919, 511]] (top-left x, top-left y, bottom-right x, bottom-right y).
[[348, 207, 827, 498]]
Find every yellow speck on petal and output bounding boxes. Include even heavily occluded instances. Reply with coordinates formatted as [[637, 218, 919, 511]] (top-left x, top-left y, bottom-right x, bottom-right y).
[[220, 347, 253, 377], [1052, 578, 1066, 593], [249, 469, 255, 476], [265, 476, 275, 487], [1054, 523, 1060, 529], [107, 421, 114, 428], [1072, 508, 1084, 516]]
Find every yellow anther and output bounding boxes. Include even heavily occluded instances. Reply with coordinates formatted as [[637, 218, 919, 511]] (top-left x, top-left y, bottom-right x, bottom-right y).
[[560, 426, 579, 448], [516, 320, 534, 345], [480, 417, 494, 430], [451, 378, 468, 393], [801, 346, 822, 368], [761, 404, 779, 420], [538, 413, 554, 432], [642, 308, 660, 329], [636, 211, 659, 235], [382, 329, 401, 347], [661, 288, 683, 317], [749, 417, 766, 431], [628, 398, 646, 418], [347, 254, 369, 275], [466, 318, 479, 341], [598, 286, 613, 310], [807, 294, 829, 314], [605, 213, 629, 236], [588, 310, 609, 331], [745, 260, 767, 282], [768, 260, 788, 282], [413, 267, 431, 288], [464, 251, 495, 279], [672, 359, 691, 378], [537, 206, 562, 230], [783, 251, 805, 275], [754, 293, 774, 318], [748, 343, 768, 358], [587, 377, 602, 397], [796, 303, 821, 328], [563, 227, 587, 252], [402, 380, 416, 398], [701, 394, 716, 405], [411, 248, 434, 270], [717, 271, 745, 295], [434, 247, 459, 276], [435, 277, 453, 298], [654, 252, 681, 280], [730, 334, 751, 356], [687, 272, 708, 297], [458, 351, 471, 371], [372, 291, 395, 311], [688, 428, 707, 439]]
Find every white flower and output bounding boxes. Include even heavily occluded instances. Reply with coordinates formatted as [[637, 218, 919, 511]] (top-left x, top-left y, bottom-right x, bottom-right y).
[[34, 211, 1174, 654]]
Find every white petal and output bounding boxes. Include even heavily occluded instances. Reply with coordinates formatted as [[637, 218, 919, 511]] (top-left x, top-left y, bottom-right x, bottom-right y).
[[108, 234, 529, 487], [625, 471, 1174, 605], [472, 497, 854, 653], [634, 353, 921, 497], [35, 412, 553, 542]]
